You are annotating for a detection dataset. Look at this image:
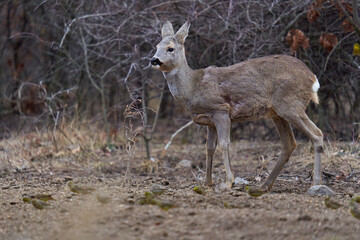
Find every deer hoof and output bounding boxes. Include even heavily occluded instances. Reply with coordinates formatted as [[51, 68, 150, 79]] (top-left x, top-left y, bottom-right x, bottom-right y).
[[225, 180, 234, 189], [205, 180, 213, 187], [217, 181, 233, 191]]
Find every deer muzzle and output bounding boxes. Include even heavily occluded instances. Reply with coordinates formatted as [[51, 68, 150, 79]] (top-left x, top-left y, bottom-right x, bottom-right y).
[[150, 58, 163, 67]]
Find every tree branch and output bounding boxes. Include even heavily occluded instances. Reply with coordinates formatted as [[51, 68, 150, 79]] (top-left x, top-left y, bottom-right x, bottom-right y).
[[336, 0, 360, 37]]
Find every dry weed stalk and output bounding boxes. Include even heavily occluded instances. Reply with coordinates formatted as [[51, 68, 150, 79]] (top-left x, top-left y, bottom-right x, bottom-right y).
[[121, 99, 144, 185]]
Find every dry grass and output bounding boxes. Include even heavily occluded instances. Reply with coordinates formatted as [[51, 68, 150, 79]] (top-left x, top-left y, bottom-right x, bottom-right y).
[[1, 123, 360, 185], [0, 122, 132, 174]]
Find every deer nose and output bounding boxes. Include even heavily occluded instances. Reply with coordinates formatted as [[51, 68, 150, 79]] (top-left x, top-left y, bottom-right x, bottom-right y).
[[150, 58, 162, 66]]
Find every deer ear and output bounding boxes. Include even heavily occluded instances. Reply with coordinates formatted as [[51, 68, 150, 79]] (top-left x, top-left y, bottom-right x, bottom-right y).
[[175, 21, 190, 44], [161, 21, 174, 38]]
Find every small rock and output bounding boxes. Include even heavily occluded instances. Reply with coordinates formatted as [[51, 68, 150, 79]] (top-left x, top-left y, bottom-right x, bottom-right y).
[[150, 184, 168, 195], [232, 186, 243, 191], [307, 185, 336, 196], [52, 178, 63, 184], [177, 159, 192, 168], [345, 188, 355, 197], [231, 191, 244, 197], [97, 193, 111, 204], [64, 176, 73, 182], [234, 177, 249, 185], [188, 211, 196, 216], [31, 199, 49, 210], [297, 215, 312, 221], [161, 179, 170, 186]]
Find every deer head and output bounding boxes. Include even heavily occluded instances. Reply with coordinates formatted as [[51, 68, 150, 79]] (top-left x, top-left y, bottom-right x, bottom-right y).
[[151, 21, 190, 73]]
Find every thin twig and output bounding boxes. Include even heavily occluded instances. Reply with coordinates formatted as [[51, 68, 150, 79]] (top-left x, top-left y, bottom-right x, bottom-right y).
[[277, 10, 308, 40], [324, 32, 355, 71], [150, 83, 165, 138], [80, 29, 101, 92], [353, 0, 359, 26], [59, 11, 120, 48], [246, 1, 261, 29], [336, 0, 360, 37], [162, 121, 193, 156]]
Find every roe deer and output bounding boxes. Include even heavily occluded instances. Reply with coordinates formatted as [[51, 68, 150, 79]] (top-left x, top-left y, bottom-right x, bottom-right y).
[[151, 21, 327, 195]]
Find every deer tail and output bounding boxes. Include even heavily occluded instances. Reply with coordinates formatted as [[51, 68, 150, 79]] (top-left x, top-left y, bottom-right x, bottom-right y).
[[311, 75, 320, 104]]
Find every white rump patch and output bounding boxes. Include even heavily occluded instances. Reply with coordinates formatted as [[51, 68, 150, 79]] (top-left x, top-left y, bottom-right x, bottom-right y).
[[312, 76, 320, 92]]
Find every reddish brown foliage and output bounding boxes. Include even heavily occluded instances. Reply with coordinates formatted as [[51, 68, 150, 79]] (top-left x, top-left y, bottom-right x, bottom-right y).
[[313, 0, 324, 7], [310, 0, 354, 21], [307, 0, 324, 23], [342, 18, 354, 33], [286, 29, 310, 54], [332, 0, 353, 18], [319, 33, 338, 52], [307, 7, 321, 23]]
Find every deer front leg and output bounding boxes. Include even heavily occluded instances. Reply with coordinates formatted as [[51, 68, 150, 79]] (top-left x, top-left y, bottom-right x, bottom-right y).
[[205, 126, 217, 186], [213, 113, 234, 189]]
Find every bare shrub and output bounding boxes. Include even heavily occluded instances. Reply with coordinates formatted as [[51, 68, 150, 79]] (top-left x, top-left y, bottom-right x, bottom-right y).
[[0, 0, 359, 143]]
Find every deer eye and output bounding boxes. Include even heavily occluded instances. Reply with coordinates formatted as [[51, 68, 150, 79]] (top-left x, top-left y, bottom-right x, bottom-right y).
[[167, 48, 174, 52]]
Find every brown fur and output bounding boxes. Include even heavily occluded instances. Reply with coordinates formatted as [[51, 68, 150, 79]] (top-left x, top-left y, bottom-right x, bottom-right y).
[[152, 21, 324, 191]]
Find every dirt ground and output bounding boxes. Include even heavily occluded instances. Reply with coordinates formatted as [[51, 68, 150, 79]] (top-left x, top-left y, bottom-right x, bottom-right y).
[[1, 139, 360, 240]]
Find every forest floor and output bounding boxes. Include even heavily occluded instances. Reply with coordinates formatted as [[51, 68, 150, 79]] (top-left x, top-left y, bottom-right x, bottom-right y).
[[1, 132, 360, 240]]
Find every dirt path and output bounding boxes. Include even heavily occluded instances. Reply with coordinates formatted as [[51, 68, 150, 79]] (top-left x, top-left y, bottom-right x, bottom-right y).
[[1, 140, 360, 240]]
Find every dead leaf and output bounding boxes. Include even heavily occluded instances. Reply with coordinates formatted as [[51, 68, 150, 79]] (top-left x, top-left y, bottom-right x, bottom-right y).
[[319, 33, 338, 52], [286, 29, 310, 54], [307, 7, 320, 23], [342, 19, 354, 33]]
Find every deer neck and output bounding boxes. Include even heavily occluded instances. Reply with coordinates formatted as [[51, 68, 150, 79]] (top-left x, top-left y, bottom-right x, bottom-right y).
[[164, 57, 195, 103]]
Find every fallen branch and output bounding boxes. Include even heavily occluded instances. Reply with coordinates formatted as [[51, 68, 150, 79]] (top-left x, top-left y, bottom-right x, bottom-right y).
[[161, 120, 193, 157]]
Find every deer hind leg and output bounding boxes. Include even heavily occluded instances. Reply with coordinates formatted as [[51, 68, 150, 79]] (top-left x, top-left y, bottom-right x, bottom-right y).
[[213, 113, 234, 188], [205, 126, 217, 186], [282, 112, 324, 185], [260, 115, 297, 191]]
